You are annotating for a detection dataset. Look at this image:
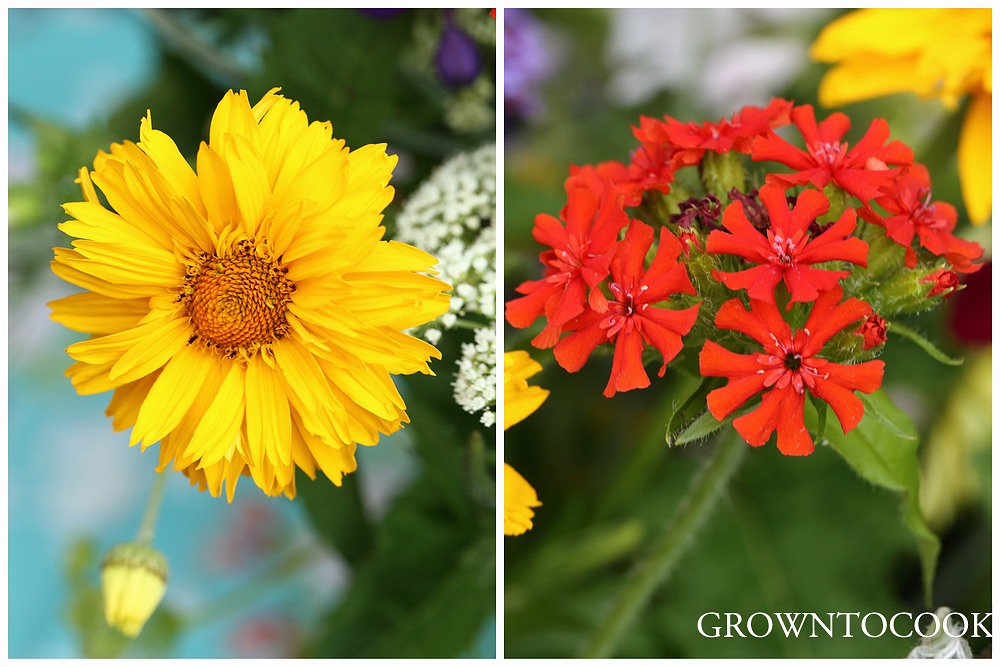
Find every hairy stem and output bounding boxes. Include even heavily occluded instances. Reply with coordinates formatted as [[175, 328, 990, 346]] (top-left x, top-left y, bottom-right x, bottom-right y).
[[578, 430, 746, 658]]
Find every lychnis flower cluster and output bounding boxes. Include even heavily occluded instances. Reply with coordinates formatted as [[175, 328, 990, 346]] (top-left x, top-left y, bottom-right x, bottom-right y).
[[507, 98, 982, 455]]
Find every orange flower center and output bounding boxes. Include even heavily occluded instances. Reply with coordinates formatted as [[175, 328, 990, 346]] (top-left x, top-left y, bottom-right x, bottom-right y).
[[183, 241, 294, 357]]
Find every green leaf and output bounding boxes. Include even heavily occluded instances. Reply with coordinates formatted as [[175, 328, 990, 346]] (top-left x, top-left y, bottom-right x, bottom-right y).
[[809, 394, 828, 442], [811, 389, 940, 607], [669, 409, 725, 446], [664, 376, 725, 447], [858, 391, 918, 442], [889, 321, 964, 366]]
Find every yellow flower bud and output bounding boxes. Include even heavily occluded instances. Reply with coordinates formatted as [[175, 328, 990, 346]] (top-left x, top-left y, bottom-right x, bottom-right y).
[[100, 542, 168, 638]]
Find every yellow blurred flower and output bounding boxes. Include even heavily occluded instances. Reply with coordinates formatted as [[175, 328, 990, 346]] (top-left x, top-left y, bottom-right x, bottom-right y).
[[101, 542, 168, 638], [503, 350, 549, 430], [50, 88, 451, 500], [503, 350, 548, 536], [811, 8, 992, 224], [504, 463, 542, 536]]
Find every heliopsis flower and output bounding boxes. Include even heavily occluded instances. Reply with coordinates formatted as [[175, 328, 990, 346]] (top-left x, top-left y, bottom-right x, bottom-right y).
[[504, 350, 548, 536], [707, 183, 868, 305], [505, 176, 630, 347], [860, 164, 983, 273], [554, 219, 699, 397], [752, 104, 913, 202], [811, 8, 992, 225], [50, 88, 451, 501], [699, 288, 884, 455]]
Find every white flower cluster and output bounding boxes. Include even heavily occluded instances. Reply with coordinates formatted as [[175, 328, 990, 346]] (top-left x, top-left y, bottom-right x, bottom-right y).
[[452, 327, 497, 428], [396, 143, 498, 427], [396, 143, 496, 346]]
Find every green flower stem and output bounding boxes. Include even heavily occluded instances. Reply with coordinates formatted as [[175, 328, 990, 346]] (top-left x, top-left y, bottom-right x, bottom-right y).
[[578, 430, 747, 658], [135, 471, 168, 546], [451, 317, 488, 332], [143, 9, 249, 84]]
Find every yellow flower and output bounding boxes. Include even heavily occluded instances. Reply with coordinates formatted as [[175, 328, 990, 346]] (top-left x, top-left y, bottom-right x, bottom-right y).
[[101, 542, 168, 638], [811, 8, 992, 224], [503, 350, 548, 536], [504, 463, 542, 536], [503, 350, 549, 430], [50, 89, 451, 500]]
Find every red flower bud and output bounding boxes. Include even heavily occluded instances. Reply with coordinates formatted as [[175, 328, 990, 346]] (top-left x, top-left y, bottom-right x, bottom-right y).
[[856, 314, 888, 350], [922, 269, 960, 298]]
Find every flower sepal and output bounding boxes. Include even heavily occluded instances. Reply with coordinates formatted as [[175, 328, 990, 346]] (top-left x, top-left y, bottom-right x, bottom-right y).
[[699, 150, 746, 200]]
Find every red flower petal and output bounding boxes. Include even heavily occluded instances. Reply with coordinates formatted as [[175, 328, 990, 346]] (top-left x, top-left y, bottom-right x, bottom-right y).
[[715, 297, 791, 350], [553, 317, 607, 372], [800, 288, 872, 354], [699, 339, 763, 378], [605, 328, 649, 397], [774, 389, 812, 455], [783, 265, 849, 304], [796, 208, 868, 266], [823, 359, 885, 395], [714, 265, 785, 303], [732, 388, 783, 447], [706, 373, 768, 422]]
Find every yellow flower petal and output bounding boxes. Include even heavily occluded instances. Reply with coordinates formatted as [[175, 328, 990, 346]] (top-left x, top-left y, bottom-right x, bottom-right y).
[[504, 463, 541, 536], [247, 354, 294, 469], [185, 362, 245, 466], [130, 344, 217, 449], [49, 292, 149, 335], [504, 350, 549, 430], [958, 92, 992, 225]]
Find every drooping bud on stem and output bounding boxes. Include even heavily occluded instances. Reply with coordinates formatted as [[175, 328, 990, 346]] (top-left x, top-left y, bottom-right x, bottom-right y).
[[100, 542, 169, 638]]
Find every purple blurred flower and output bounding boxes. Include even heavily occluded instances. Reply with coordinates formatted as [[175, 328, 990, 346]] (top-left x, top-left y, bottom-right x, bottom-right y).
[[505, 8, 556, 122], [436, 12, 482, 88], [359, 9, 407, 20]]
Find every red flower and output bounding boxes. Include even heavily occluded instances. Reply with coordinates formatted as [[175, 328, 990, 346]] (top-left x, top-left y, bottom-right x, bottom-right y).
[[922, 268, 961, 298], [615, 116, 679, 199], [856, 314, 888, 350], [660, 97, 793, 165], [490, 8, 496, 18], [860, 164, 983, 273], [506, 175, 630, 347], [707, 183, 868, 305], [752, 104, 913, 202], [554, 219, 700, 397], [699, 288, 884, 456], [568, 161, 646, 208]]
